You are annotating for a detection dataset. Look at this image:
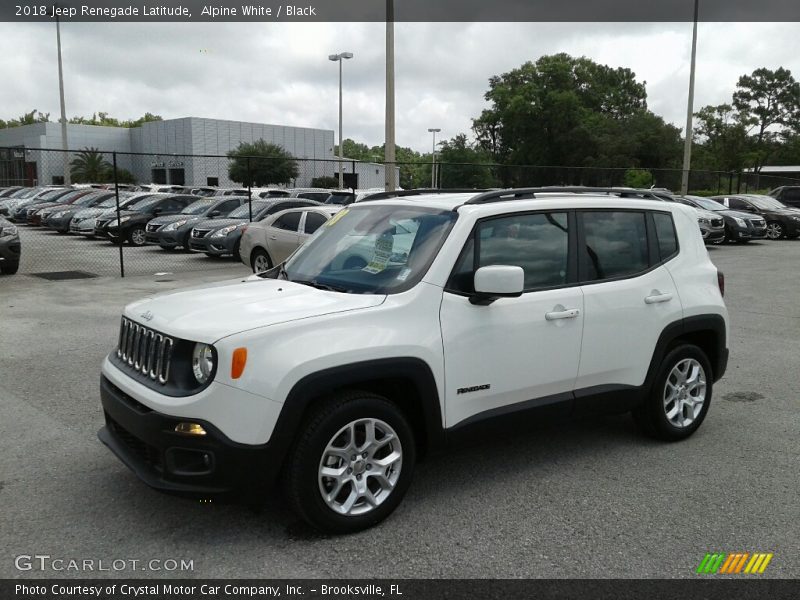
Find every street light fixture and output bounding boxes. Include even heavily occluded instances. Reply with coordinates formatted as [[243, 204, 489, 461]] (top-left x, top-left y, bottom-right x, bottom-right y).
[[329, 51, 354, 190], [428, 128, 441, 188]]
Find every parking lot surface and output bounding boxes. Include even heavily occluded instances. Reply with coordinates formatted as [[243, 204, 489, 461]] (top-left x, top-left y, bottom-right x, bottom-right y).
[[0, 240, 798, 579]]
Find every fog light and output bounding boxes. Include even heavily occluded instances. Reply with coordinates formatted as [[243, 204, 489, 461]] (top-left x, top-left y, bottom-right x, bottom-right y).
[[174, 422, 207, 436]]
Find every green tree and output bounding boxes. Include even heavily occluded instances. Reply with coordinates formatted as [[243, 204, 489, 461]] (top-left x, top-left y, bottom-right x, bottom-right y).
[[311, 176, 339, 188], [70, 147, 112, 183], [733, 67, 800, 171], [623, 168, 653, 188], [692, 104, 749, 173], [227, 140, 299, 186], [437, 134, 498, 188]]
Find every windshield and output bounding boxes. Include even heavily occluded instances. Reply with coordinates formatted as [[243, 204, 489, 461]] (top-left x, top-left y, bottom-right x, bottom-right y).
[[12, 188, 38, 198], [228, 201, 269, 218], [97, 194, 147, 209], [73, 193, 102, 206], [127, 196, 163, 212], [181, 199, 215, 215], [37, 189, 67, 201], [279, 205, 458, 294], [686, 196, 726, 211], [745, 196, 786, 210]]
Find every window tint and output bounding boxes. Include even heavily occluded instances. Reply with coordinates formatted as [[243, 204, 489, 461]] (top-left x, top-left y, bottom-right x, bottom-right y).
[[217, 199, 240, 214], [450, 212, 569, 293], [727, 198, 748, 210], [298, 192, 330, 202], [304, 212, 327, 234], [274, 211, 302, 231], [652, 212, 678, 260], [784, 188, 800, 201], [581, 211, 648, 281]]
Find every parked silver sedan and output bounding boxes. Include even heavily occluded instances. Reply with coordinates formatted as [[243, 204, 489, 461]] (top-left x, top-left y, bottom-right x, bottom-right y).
[[239, 205, 343, 272]]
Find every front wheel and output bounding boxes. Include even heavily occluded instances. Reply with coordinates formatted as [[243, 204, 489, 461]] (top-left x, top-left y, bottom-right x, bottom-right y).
[[128, 226, 146, 247], [0, 260, 19, 275], [633, 344, 713, 441], [250, 248, 272, 273], [283, 391, 416, 533], [765, 221, 784, 240]]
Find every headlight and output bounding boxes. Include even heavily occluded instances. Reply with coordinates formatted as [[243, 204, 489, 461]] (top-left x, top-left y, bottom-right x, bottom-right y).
[[53, 211, 67, 218], [163, 219, 188, 231], [118, 215, 132, 224], [733, 217, 746, 227], [211, 224, 241, 237], [792, 216, 800, 222], [698, 217, 709, 225], [191, 343, 215, 384], [0, 225, 17, 237]]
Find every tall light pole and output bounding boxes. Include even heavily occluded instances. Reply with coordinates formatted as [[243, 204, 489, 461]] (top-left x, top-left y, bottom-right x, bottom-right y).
[[680, 0, 700, 195], [385, 0, 396, 191], [329, 51, 353, 190], [428, 128, 440, 188], [56, 12, 70, 184]]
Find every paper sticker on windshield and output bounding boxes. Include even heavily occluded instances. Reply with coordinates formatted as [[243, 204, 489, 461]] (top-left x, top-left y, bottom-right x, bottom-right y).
[[362, 237, 393, 274], [325, 208, 349, 227], [396, 267, 412, 282]]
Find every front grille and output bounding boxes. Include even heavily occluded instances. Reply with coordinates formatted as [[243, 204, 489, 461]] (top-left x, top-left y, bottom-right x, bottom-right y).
[[191, 228, 211, 238], [96, 219, 111, 229], [750, 219, 766, 229], [146, 223, 161, 233], [117, 317, 174, 384], [711, 218, 723, 227], [107, 415, 162, 471]]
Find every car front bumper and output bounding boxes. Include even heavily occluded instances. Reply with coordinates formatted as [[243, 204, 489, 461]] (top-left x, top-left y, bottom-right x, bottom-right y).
[[146, 229, 182, 247], [188, 232, 239, 256], [98, 374, 282, 496], [728, 219, 767, 240], [0, 236, 21, 263], [44, 214, 73, 231]]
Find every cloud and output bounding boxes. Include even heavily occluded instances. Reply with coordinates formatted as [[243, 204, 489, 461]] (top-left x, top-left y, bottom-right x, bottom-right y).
[[0, 21, 797, 153]]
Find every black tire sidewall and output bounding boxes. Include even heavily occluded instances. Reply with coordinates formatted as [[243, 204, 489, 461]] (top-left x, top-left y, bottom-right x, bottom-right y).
[[289, 394, 416, 534], [250, 248, 272, 273], [648, 344, 713, 440], [128, 226, 146, 246]]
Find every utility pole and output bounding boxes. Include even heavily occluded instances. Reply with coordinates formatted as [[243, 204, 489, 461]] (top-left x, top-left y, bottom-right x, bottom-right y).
[[680, 0, 699, 195], [384, 0, 396, 191], [56, 13, 70, 184], [329, 52, 353, 190], [428, 128, 440, 188]]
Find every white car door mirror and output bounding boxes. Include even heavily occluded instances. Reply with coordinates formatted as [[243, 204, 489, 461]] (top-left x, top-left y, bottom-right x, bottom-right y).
[[471, 265, 524, 305]]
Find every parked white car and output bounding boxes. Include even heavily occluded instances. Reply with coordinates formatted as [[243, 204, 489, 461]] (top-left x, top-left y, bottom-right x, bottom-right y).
[[99, 188, 729, 533]]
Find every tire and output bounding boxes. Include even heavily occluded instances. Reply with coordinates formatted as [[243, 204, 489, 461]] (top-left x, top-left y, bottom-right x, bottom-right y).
[[283, 390, 416, 534], [765, 221, 784, 240], [128, 226, 146, 247], [181, 232, 192, 253], [0, 260, 19, 275], [250, 248, 272, 273], [633, 344, 713, 441]]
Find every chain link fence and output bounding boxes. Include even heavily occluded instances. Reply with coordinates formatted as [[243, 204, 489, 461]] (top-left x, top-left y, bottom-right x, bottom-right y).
[[2, 146, 800, 278]]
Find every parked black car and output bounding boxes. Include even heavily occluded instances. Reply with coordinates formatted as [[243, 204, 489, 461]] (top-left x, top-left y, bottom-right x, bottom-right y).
[[26, 189, 97, 226], [98, 194, 196, 246], [712, 194, 800, 239], [145, 196, 248, 251], [0, 186, 22, 198], [768, 186, 800, 209], [41, 191, 116, 232], [677, 195, 768, 243], [188, 198, 322, 257], [0, 217, 21, 275]]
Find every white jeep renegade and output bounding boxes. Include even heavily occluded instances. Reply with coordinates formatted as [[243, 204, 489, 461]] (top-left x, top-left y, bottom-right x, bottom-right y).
[[99, 188, 729, 533]]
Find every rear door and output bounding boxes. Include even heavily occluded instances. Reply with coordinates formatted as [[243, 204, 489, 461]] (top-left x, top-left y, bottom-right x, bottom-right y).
[[574, 210, 683, 410]]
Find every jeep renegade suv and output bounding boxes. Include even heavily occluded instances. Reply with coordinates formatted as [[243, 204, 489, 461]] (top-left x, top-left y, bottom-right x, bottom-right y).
[[98, 188, 729, 533]]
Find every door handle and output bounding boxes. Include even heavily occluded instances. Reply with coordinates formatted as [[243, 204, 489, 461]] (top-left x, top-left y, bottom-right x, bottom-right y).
[[270, 235, 277, 240], [644, 292, 673, 304], [545, 308, 581, 320]]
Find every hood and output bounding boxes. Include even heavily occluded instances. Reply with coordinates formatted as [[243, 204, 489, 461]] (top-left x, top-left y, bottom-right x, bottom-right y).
[[718, 209, 763, 220], [192, 217, 245, 231], [693, 208, 719, 220], [124, 276, 386, 343], [148, 214, 206, 227], [73, 206, 111, 219]]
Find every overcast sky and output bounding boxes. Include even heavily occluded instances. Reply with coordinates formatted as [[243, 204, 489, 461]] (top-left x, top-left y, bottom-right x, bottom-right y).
[[0, 22, 798, 153]]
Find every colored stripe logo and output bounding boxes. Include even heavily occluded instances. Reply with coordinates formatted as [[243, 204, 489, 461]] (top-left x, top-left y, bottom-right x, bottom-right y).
[[696, 552, 773, 574]]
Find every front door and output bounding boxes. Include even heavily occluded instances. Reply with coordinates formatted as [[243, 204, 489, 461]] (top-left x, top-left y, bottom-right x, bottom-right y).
[[266, 210, 303, 263], [440, 211, 583, 428]]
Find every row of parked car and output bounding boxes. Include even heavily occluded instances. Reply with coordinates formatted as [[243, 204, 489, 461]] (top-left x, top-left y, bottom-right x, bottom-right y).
[[2, 183, 799, 277]]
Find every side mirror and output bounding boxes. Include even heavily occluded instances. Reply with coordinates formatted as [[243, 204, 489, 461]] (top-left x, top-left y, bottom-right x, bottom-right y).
[[471, 265, 524, 305], [208, 210, 221, 217], [152, 208, 162, 216]]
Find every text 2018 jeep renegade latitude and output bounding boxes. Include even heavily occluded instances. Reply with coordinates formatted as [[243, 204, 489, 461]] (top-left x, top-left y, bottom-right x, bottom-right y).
[[99, 188, 729, 533]]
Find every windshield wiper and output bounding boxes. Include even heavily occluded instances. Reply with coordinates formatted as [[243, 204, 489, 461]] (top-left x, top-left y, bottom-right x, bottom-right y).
[[293, 279, 350, 293]]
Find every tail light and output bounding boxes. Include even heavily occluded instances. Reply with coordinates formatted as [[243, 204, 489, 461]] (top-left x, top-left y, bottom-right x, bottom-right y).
[[717, 270, 725, 297]]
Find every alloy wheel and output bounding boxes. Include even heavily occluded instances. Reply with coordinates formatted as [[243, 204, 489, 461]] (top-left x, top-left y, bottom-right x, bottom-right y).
[[318, 418, 402, 516], [663, 358, 706, 428], [766, 222, 783, 239], [253, 254, 271, 273], [130, 228, 146, 246]]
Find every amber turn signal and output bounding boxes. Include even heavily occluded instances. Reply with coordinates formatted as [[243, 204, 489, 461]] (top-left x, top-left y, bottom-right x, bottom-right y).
[[231, 347, 248, 379]]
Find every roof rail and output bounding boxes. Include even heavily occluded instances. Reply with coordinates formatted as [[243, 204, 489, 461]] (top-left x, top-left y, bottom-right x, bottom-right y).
[[462, 186, 663, 205], [359, 188, 488, 201]]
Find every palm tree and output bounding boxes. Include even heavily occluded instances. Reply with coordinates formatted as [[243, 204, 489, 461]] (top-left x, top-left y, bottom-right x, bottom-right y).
[[70, 147, 112, 183]]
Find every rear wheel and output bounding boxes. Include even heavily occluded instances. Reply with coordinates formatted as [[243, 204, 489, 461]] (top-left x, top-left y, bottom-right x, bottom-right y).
[[250, 248, 272, 273], [633, 344, 712, 441], [283, 391, 415, 533], [0, 260, 19, 275]]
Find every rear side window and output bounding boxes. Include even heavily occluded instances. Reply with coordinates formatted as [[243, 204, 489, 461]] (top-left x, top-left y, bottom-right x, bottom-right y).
[[274, 211, 302, 231], [304, 212, 327, 234], [580, 211, 648, 281], [652, 212, 678, 260]]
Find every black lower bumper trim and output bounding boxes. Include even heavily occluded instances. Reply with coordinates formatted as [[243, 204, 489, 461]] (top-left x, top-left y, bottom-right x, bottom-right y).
[[98, 375, 281, 496]]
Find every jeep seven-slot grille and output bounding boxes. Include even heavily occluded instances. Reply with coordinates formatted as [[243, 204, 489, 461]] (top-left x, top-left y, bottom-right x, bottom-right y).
[[117, 318, 173, 384]]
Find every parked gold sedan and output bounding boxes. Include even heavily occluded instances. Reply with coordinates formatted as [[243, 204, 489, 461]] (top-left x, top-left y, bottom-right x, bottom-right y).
[[239, 205, 344, 273]]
